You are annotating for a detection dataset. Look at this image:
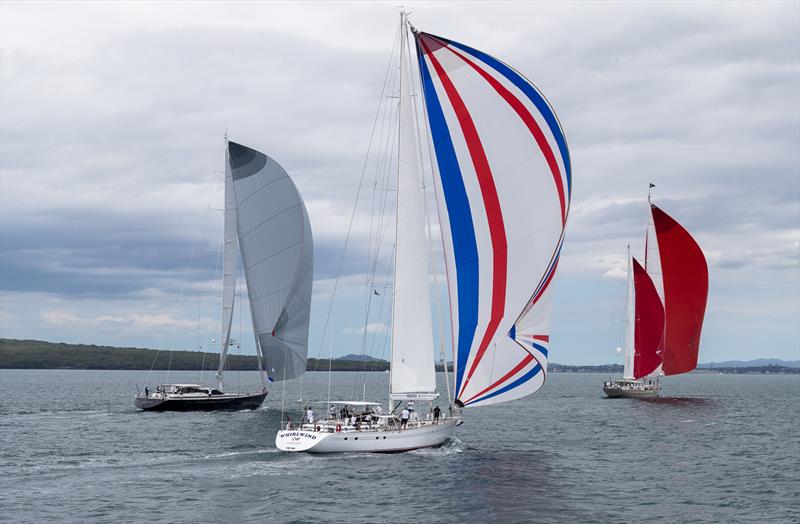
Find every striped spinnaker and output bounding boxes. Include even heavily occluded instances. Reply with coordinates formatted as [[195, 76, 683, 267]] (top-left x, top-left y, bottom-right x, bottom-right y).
[[416, 32, 571, 407]]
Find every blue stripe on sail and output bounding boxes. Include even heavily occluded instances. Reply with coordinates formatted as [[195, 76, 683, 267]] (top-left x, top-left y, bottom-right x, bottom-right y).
[[466, 363, 543, 406], [439, 36, 572, 197], [417, 43, 479, 398], [532, 244, 562, 301], [529, 341, 548, 358]]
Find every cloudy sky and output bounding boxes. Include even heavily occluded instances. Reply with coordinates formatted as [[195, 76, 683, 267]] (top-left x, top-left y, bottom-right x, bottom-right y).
[[1, 1, 798, 365]]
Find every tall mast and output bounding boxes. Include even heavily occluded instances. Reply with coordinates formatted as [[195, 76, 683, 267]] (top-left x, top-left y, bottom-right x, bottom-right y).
[[389, 12, 437, 410], [623, 245, 636, 380], [217, 138, 238, 391]]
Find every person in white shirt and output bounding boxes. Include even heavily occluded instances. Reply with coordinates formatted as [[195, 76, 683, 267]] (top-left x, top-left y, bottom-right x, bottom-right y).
[[407, 400, 415, 421], [306, 407, 315, 424], [400, 408, 410, 429]]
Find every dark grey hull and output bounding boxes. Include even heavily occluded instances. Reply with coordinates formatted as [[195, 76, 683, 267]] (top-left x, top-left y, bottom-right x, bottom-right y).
[[135, 392, 267, 411]]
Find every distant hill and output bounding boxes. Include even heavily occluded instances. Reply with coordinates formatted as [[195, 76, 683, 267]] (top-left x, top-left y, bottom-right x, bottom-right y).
[[0, 339, 388, 372], [698, 359, 800, 368], [337, 354, 383, 362]]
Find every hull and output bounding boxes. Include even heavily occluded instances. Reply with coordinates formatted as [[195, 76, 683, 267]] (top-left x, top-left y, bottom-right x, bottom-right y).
[[135, 392, 267, 411], [276, 419, 458, 453], [603, 381, 660, 399], [603, 386, 659, 399]]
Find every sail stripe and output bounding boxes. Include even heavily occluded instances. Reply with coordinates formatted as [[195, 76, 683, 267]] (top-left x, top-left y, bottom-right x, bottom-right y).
[[465, 363, 543, 406], [419, 36, 508, 398], [528, 340, 549, 358], [531, 248, 561, 306], [416, 42, 480, 397], [439, 35, 572, 198], [430, 36, 567, 224], [461, 352, 534, 405]]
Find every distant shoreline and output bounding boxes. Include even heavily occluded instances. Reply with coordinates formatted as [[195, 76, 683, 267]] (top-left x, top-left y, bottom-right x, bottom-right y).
[[1, 339, 798, 374]]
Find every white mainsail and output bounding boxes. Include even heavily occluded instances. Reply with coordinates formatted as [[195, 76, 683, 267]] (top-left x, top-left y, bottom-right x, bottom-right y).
[[623, 247, 635, 380], [216, 154, 239, 390], [227, 141, 313, 382], [390, 19, 437, 400]]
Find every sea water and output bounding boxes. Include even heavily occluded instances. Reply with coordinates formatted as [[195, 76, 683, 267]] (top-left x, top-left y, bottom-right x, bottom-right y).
[[0, 369, 798, 523]]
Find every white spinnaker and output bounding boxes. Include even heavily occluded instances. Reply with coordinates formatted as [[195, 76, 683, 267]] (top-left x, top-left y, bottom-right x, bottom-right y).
[[216, 154, 239, 389], [416, 32, 570, 407], [228, 141, 313, 382], [390, 23, 437, 398]]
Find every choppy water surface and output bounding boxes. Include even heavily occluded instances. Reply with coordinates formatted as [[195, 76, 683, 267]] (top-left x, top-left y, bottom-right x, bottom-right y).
[[1, 370, 798, 523]]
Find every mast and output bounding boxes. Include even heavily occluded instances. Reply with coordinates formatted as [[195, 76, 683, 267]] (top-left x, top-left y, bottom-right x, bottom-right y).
[[389, 13, 437, 410], [216, 139, 238, 391], [623, 245, 635, 380]]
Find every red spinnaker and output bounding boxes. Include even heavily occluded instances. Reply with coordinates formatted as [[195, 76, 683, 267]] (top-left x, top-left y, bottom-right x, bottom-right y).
[[633, 258, 664, 379], [652, 204, 709, 375]]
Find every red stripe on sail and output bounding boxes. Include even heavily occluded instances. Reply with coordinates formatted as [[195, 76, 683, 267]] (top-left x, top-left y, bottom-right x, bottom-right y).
[[419, 35, 508, 398], [632, 258, 664, 379], [431, 36, 567, 225], [461, 353, 534, 405], [652, 204, 709, 375]]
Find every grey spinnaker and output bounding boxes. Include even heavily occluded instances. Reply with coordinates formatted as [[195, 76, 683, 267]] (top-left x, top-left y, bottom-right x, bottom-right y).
[[228, 141, 313, 381]]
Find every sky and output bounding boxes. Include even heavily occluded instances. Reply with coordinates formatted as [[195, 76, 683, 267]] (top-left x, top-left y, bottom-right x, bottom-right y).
[[1, 1, 798, 365]]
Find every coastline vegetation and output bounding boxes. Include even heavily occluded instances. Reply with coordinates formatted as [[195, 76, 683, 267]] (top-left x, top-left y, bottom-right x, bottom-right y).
[[1, 339, 797, 374]]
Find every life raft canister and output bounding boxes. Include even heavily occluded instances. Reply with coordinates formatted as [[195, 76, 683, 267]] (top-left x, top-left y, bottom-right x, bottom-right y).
[[335, 424, 342, 433]]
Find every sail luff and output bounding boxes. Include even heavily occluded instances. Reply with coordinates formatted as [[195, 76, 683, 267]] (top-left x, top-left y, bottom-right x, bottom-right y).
[[216, 145, 238, 390], [389, 17, 437, 398]]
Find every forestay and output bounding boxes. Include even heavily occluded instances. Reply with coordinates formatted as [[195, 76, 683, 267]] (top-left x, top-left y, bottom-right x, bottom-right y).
[[227, 141, 313, 382], [415, 32, 571, 407]]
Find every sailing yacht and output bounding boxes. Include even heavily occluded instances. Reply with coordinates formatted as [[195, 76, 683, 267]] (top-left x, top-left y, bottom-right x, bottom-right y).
[[135, 141, 313, 411], [603, 193, 708, 398], [276, 14, 571, 452]]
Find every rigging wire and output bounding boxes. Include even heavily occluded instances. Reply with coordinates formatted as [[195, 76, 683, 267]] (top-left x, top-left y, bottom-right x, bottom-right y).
[[312, 22, 402, 407], [145, 136, 226, 388]]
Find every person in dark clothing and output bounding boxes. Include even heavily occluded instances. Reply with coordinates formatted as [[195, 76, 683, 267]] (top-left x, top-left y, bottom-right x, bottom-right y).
[[433, 405, 441, 424]]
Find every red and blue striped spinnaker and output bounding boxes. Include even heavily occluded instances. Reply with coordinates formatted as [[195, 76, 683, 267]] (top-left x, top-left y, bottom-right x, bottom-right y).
[[415, 32, 571, 407]]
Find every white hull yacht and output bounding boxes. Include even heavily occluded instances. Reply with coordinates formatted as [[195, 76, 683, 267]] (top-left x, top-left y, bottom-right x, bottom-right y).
[[276, 402, 457, 453], [276, 13, 572, 452]]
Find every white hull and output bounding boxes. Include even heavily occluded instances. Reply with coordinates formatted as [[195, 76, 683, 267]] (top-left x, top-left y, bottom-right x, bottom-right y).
[[276, 419, 458, 453]]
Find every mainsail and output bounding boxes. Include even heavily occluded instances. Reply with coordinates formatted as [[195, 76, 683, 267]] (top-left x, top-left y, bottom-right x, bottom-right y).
[[649, 204, 708, 375], [227, 141, 313, 382], [216, 151, 240, 389], [390, 23, 437, 399], [415, 32, 571, 407]]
